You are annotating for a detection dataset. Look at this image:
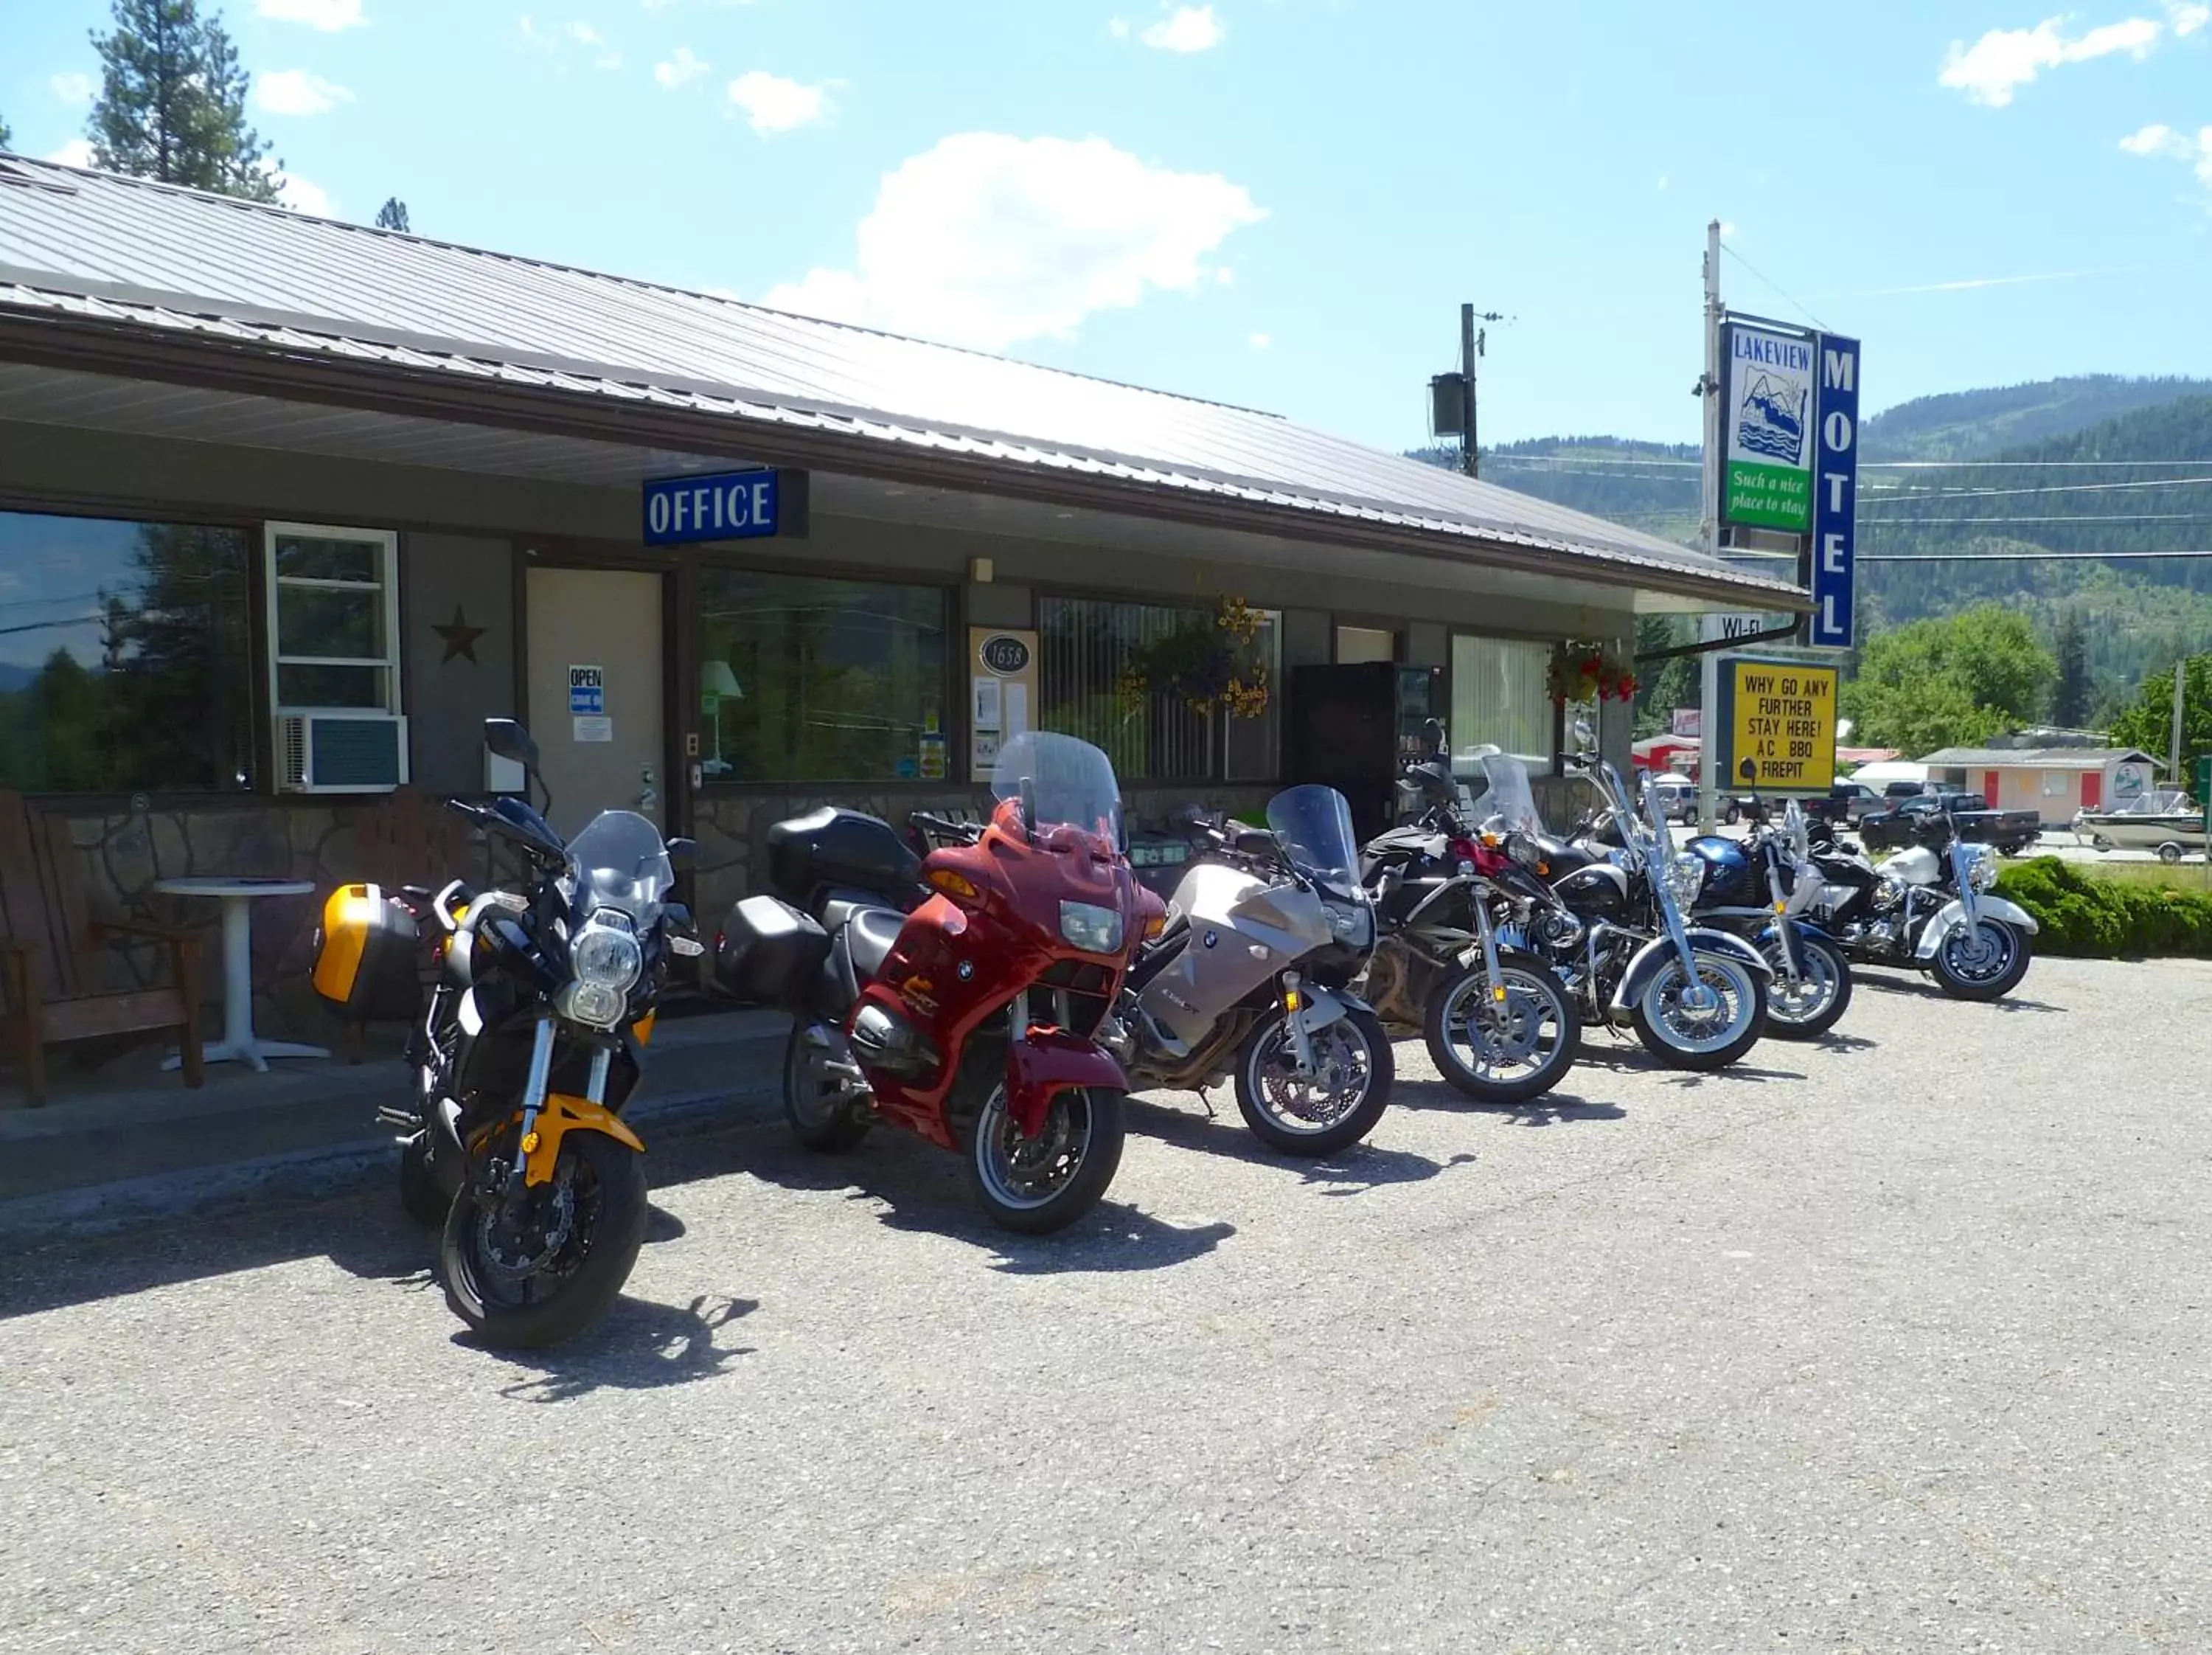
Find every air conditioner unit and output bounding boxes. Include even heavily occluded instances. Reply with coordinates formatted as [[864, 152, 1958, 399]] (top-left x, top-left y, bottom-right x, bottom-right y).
[[275, 711, 408, 794]]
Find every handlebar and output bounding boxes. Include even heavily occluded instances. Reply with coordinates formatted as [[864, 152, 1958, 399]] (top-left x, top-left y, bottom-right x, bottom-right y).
[[909, 811, 984, 848]]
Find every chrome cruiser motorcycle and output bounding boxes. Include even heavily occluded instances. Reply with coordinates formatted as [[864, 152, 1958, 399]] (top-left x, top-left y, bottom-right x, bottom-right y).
[[1108, 785, 1394, 1156], [1501, 744, 1773, 1071], [316, 718, 700, 1348], [1808, 811, 2038, 1001]]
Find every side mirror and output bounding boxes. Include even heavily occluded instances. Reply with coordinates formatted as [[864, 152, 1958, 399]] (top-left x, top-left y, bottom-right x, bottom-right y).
[[1422, 716, 1447, 760], [666, 836, 698, 868], [1571, 717, 1596, 755], [1232, 825, 1278, 859], [1172, 802, 1209, 830], [484, 718, 540, 771]]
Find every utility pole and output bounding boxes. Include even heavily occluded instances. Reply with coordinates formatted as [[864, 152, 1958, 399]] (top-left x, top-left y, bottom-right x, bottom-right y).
[[2171, 656, 2187, 785], [1696, 218, 1725, 836], [1459, 302, 1506, 479]]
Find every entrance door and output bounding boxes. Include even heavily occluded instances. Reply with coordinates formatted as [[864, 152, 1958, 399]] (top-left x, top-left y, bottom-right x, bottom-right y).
[[525, 567, 666, 838]]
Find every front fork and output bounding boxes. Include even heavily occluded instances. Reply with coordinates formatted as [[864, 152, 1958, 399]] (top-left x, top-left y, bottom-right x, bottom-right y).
[[503, 1019, 612, 1198], [1472, 898, 1510, 1006], [1280, 970, 1318, 1078], [1765, 864, 1804, 981]]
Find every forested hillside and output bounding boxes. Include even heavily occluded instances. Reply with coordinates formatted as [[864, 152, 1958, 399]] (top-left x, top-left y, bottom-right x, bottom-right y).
[[1425, 379, 2212, 724]]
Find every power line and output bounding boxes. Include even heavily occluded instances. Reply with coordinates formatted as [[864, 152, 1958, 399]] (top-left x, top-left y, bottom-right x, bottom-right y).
[[1720, 243, 1832, 333], [1860, 548, 2212, 562], [1866, 459, 2212, 468], [1858, 513, 2212, 526], [1860, 474, 2212, 503]]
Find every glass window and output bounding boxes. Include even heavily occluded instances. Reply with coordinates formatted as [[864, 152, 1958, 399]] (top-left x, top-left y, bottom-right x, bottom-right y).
[[1222, 608, 1281, 783], [698, 569, 947, 783], [266, 524, 400, 713], [0, 512, 255, 793], [1040, 597, 1281, 783], [1450, 634, 1556, 771]]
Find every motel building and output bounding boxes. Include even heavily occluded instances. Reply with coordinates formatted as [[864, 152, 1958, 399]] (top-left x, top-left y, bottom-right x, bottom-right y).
[[0, 153, 1805, 1068]]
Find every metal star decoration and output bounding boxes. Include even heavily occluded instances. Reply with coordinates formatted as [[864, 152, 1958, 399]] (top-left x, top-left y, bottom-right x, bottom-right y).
[[433, 605, 488, 665]]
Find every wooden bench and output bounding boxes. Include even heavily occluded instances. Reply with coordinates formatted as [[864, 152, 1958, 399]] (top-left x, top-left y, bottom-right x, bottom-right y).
[[0, 791, 204, 1106]]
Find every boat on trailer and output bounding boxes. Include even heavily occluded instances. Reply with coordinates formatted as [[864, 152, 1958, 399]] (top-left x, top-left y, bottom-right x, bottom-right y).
[[2072, 789, 2206, 862]]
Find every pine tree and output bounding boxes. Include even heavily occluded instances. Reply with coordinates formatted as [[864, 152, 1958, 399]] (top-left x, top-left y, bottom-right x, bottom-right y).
[[375, 197, 410, 232], [2051, 608, 2092, 728], [87, 0, 280, 201]]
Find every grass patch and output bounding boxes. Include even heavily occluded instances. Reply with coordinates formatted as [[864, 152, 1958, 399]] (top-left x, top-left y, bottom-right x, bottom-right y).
[[1994, 856, 2212, 958]]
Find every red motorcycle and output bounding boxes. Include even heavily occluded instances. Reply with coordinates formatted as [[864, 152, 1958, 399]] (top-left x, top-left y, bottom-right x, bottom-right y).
[[715, 732, 1153, 1232]]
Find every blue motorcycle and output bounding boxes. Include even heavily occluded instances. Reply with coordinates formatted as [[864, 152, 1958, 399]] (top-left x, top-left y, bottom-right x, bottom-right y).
[[1680, 799, 1854, 1041]]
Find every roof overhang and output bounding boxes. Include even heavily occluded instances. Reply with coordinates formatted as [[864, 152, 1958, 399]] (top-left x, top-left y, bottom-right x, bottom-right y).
[[0, 281, 1808, 616]]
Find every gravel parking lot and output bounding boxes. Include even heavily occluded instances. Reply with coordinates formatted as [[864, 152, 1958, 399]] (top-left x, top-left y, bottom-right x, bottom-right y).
[[4, 956, 2208, 1655]]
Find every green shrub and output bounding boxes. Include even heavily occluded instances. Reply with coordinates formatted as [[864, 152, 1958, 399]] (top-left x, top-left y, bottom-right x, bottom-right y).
[[1993, 857, 2212, 957]]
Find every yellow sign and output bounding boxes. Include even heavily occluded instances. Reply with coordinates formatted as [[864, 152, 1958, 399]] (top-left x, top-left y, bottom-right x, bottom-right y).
[[1727, 658, 1837, 791]]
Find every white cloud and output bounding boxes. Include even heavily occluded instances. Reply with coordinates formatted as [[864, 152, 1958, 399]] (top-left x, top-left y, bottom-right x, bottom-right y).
[[726, 71, 830, 133], [1142, 4, 1225, 52], [2120, 120, 2212, 187], [521, 16, 622, 70], [276, 173, 333, 215], [1940, 13, 2167, 107], [47, 138, 97, 168], [654, 45, 708, 87], [258, 0, 366, 27], [50, 72, 94, 105], [2169, 1, 2210, 35], [1248, 331, 1270, 349], [254, 69, 354, 116], [763, 132, 1265, 352]]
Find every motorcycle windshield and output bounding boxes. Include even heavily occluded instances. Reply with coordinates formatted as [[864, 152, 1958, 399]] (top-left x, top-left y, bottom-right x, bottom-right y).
[[990, 731, 1122, 844], [565, 810, 675, 924], [1459, 746, 1543, 836], [1265, 785, 1360, 885]]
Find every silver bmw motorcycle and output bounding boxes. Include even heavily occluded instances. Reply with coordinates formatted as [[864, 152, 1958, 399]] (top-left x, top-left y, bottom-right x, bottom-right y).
[[1102, 785, 1394, 1156]]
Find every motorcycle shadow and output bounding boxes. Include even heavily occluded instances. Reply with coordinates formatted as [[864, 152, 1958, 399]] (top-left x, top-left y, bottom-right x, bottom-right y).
[[1123, 1095, 1478, 1196], [1385, 1078, 1627, 1128], [729, 1127, 1237, 1274], [476, 1292, 761, 1401], [1851, 971, 2066, 1013], [1568, 1040, 1807, 1086]]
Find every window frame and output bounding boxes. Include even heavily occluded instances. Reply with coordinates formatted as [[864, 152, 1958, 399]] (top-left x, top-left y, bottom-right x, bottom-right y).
[[262, 521, 403, 718]]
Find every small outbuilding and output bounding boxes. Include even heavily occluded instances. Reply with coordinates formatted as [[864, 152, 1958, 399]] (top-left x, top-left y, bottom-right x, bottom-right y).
[[1917, 746, 2160, 816]]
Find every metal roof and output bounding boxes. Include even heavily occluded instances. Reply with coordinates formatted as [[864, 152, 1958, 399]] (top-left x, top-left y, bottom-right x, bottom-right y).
[[0, 155, 1804, 607], [1919, 746, 2153, 770]]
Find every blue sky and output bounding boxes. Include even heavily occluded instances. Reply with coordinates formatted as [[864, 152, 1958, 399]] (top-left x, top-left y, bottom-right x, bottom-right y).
[[4, 0, 2211, 451]]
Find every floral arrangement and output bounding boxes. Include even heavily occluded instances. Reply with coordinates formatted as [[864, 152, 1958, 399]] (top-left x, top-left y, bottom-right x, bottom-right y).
[[1117, 597, 1272, 718], [1548, 640, 1638, 704]]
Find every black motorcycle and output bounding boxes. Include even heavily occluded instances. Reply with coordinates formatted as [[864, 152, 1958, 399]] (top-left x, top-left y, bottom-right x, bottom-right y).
[[1806, 811, 2039, 1002], [1360, 746, 1580, 1105], [316, 718, 700, 1347]]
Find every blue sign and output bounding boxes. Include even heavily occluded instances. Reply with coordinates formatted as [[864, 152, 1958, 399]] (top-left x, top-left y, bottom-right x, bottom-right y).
[[1809, 334, 1860, 650], [567, 665, 604, 715], [642, 469, 779, 546]]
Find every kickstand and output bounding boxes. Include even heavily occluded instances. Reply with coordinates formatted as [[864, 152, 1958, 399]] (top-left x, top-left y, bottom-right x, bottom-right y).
[[1192, 1086, 1217, 1120]]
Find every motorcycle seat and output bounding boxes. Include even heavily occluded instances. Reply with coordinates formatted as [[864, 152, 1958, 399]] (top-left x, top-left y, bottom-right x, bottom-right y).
[[1534, 834, 1599, 875], [843, 907, 907, 985]]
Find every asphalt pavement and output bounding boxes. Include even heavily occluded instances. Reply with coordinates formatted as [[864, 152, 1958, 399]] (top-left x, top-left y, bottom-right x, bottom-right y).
[[4, 956, 2208, 1654]]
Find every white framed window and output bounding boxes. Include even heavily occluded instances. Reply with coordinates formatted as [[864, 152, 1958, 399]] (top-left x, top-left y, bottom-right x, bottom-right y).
[[265, 523, 407, 792], [265, 522, 402, 714], [2042, 770, 2067, 797]]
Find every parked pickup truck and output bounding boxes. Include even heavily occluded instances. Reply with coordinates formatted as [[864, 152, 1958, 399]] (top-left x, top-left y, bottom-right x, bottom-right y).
[[1857, 792, 2043, 856]]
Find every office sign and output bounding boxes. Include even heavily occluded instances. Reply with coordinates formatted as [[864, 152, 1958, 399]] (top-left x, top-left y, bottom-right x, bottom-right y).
[[1809, 333, 1860, 649], [1720, 322, 1815, 533], [641, 468, 780, 546], [1717, 656, 1837, 792]]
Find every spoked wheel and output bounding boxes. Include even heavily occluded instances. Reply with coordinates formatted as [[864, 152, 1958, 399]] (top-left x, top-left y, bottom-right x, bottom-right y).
[[1929, 918, 2031, 1002], [1757, 932, 1854, 1041], [1234, 1005, 1394, 1156], [964, 1085, 1124, 1234], [1422, 953, 1579, 1103], [783, 1021, 872, 1152], [1631, 954, 1767, 1072], [441, 1131, 647, 1349]]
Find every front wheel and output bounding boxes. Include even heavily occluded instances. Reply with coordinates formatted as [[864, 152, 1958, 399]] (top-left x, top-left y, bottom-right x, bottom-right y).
[[441, 1130, 648, 1349], [1423, 953, 1579, 1103], [1234, 1005, 1394, 1156], [1758, 932, 1854, 1041], [1631, 953, 1767, 1071], [2158, 842, 2185, 865], [1928, 917, 2031, 1002], [964, 1086, 1124, 1234]]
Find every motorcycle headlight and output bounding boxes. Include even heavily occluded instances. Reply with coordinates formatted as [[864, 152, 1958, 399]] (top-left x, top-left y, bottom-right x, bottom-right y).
[[571, 921, 644, 993], [1059, 901, 1124, 954], [1965, 845, 1998, 892], [1325, 899, 1372, 947], [1666, 852, 1706, 907], [557, 979, 629, 1030]]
